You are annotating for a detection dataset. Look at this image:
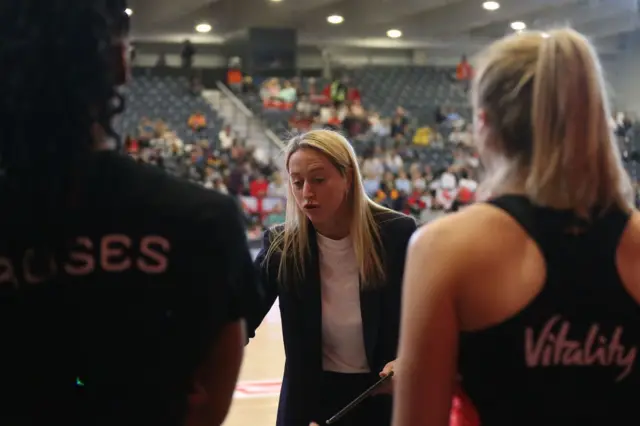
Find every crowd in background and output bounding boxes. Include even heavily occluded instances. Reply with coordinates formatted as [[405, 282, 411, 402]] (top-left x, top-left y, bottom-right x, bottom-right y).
[[120, 62, 640, 235], [122, 109, 482, 233], [123, 116, 283, 239]]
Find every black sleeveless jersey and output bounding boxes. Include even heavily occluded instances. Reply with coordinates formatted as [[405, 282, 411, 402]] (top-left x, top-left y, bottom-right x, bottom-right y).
[[0, 151, 260, 426], [458, 195, 640, 426]]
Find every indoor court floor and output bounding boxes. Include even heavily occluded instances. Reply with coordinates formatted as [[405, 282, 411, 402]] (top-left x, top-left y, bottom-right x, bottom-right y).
[[225, 300, 283, 426]]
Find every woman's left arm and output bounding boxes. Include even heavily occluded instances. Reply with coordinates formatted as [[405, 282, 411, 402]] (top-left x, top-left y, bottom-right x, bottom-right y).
[[392, 219, 463, 426]]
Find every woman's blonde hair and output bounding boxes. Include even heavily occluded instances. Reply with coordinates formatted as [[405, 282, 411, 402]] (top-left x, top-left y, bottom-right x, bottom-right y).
[[473, 28, 633, 216], [264, 129, 391, 289]]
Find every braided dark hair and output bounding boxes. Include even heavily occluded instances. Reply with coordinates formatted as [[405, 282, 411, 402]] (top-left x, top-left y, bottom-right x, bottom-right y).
[[0, 0, 129, 239]]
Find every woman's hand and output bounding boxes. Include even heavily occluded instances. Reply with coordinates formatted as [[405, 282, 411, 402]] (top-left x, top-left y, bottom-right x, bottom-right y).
[[373, 360, 396, 395]]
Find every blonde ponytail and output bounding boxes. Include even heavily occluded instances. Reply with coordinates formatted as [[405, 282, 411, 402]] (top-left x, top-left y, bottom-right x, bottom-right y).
[[474, 28, 633, 215]]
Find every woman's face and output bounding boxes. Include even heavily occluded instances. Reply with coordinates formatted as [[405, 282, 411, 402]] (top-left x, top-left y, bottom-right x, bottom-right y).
[[288, 147, 351, 227]]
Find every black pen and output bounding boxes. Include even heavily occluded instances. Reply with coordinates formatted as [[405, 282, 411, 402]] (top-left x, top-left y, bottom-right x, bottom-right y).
[[325, 371, 394, 425]]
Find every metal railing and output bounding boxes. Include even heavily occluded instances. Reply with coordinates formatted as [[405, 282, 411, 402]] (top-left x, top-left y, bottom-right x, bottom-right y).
[[215, 82, 285, 165], [215, 81, 254, 139]]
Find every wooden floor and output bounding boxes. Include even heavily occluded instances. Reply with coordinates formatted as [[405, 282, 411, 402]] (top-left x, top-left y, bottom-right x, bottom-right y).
[[224, 300, 284, 426]]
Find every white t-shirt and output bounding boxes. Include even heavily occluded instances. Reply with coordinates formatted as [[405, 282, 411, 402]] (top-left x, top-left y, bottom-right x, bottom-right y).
[[458, 178, 478, 192], [317, 233, 370, 373], [218, 130, 234, 150], [385, 155, 403, 173], [319, 107, 332, 123], [440, 172, 457, 190], [362, 158, 384, 179]]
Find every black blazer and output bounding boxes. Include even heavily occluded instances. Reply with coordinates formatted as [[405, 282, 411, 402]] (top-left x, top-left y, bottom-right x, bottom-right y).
[[247, 209, 417, 426]]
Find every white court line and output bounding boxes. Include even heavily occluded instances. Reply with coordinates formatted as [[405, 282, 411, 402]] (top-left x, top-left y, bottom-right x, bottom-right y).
[[234, 379, 282, 399]]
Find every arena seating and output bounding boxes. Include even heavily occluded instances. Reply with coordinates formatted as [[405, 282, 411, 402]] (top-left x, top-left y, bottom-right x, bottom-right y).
[[238, 66, 470, 138], [114, 75, 223, 142], [122, 68, 640, 233], [349, 66, 469, 124], [623, 127, 640, 181]]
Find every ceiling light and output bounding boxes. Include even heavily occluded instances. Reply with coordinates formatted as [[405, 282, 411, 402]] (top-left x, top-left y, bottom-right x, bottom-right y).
[[386, 29, 402, 39], [124, 8, 133, 16], [327, 15, 344, 24], [270, 0, 283, 2], [510, 21, 526, 31], [195, 23, 212, 33], [482, 1, 500, 11]]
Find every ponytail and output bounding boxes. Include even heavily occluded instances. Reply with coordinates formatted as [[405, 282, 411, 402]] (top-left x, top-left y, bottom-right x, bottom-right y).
[[529, 30, 613, 215], [474, 28, 633, 215]]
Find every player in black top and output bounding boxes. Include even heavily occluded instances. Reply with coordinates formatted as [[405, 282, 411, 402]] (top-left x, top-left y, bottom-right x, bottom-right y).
[[0, 1, 259, 425], [392, 28, 640, 426]]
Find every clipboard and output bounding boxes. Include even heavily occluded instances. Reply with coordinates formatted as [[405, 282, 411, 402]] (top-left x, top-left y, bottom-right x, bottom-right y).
[[325, 371, 394, 425]]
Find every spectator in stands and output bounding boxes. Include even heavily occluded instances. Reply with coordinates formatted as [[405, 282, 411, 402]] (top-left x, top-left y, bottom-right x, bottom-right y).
[[329, 76, 349, 108], [423, 164, 434, 182], [181, 39, 195, 69], [188, 111, 207, 133], [455, 169, 477, 205], [444, 107, 463, 128], [391, 107, 409, 140], [449, 124, 466, 145], [394, 28, 639, 426], [384, 149, 404, 174], [267, 171, 287, 198], [213, 176, 229, 194], [279, 80, 298, 103], [348, 84, 362, 104], [249, 174, 269, 199], [138, 117, 155, 141], [203, 166, 217, 189], [241, 75, 256, 94], [412, 126, 432, 146], [362, 171, 381, 197], [342, 103, 368, 138], [395, 170, 412, 194], [456, 54, 472, 80], [124, 135, 138, 155], [263, 201, 286, 227], [369, 112, 390, 137], [296, 94, 314, 118], [325, 108, 342, 130], [615, 111, 633, 137], [226, 62, 243, 92], [456, 54, 473, 92], [218, 125, 234, 151], [409, 164, 427, 192], [381, 171, 397, 192], [154, 119, 168, 138], [260, 78, 281, 102], [250, 129, 416, 426], [361, 150, 384, 180], [440, 167, 458, 191], [227, 162, 247, 196], [348, 99, 363, 116]]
